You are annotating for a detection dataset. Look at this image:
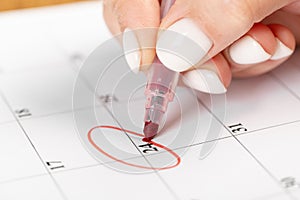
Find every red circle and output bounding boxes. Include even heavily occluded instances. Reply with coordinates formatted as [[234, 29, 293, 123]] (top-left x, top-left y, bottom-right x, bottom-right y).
[[87, 125, 181, 170]]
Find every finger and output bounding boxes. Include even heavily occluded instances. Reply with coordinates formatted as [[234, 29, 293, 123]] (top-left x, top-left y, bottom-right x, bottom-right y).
[[225, 23, 277, 71], [282, 0, 300, 15], [103, 0, 160, 72], [262, 10, 300, 45], [181, 53, 231, 94], [155, 0, 294, 72], [230, 24, 296, 77], [103, 0, 122, 35]]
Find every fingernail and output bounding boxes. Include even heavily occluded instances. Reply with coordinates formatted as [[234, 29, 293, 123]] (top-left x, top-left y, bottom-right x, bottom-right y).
[[229, 35, 271, 64], [182, 69, 226, 94], [156, 18, 212, 72], [270, 38, 293, 60], [123, 28, 141, 73]]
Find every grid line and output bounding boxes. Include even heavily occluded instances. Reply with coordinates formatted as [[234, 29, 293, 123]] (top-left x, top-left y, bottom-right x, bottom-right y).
[[0, 91, 69, 200], [270, 73, 300, 102], [196, 74, 298, 200], [73, 62, 181, 200]]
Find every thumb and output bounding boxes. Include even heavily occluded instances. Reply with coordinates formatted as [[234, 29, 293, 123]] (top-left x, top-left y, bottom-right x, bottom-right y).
[[156, 0, 294, 72], [104, 0, 160, 73]]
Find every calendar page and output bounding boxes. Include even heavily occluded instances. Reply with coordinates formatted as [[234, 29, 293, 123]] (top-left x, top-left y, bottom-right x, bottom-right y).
[[0, 1, 300, 200]]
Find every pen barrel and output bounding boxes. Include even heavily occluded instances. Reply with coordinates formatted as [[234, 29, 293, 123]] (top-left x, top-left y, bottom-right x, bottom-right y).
[[161, 0, 175, 18], [144, 57, 179, 125], [143, 0, 178, 128], [145, 57, 179, 107], [145, 0, 178, 107]]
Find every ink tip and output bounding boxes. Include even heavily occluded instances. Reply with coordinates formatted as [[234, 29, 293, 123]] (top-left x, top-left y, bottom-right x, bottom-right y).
[[143, 121, 159, 141], [142, 137, 154, 143]]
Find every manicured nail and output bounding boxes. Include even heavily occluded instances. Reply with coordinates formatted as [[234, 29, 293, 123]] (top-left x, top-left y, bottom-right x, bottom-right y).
[[229, 35, 271, 64], [156, 18, 212, 72], [182, 69, 226, 94], [123, 28, 141, 73], [270, 38, 293, 60]]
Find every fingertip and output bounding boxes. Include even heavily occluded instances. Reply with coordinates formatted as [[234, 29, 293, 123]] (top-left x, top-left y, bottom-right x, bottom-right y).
[[230, 25, 296, 78], [140, 48, 156, 72], [182, 54, 231, 94], [268, 24, 295, 61], [156, 18, 213, 72], [123, 28, 157, 73], [268, 24, 296, 51], [119, 0, 160, 73], [212, 53, 232, 88], [135, 28, 158, 72], [123, 28, 141, 73], [270, 38, 294, 61], [246, 23, 277, 55], [228, 23, 278, 65], [182, 68, 227, 94]]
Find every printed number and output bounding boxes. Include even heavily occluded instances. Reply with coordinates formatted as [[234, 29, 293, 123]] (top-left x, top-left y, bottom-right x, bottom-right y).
[[228, 123, 247, 133], [138, 143, 158, 154], [99, 95, 118, 103], [46, 161, 64, 170], [281, 177, 300, 188], [15, 108, 32, 118]]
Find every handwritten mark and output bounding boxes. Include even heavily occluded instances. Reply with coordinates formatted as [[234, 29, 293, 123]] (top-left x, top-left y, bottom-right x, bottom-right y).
[[87, 125, 181, 170], [99, 95, 118, 103]]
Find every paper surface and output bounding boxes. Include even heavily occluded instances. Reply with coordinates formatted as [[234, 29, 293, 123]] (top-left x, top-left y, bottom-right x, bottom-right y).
[[0, 2, 300, 200]]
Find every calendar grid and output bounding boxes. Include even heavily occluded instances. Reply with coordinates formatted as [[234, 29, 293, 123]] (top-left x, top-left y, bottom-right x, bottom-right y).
[[0, 173, 48, 186], [1, 67, 299, 199], [270, 72, 300, 103], [196, 74, 300, 200], [1, 61, 300, 194], [234, 119, 300, 137], [229, 133, 296, 199], [1, 56, 300, 199], [71, 55, 300, 199], [0, 91, 69, 200]]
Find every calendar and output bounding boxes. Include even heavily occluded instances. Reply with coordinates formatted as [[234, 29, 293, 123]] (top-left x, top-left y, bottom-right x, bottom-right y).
[[0, 1, 300, 200]]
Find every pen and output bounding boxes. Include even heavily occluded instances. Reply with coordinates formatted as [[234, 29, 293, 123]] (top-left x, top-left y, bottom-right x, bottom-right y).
[[143, 0, 179, 141]]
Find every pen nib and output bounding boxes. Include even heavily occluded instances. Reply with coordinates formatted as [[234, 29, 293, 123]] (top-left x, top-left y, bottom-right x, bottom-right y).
[[143, 121, 159, 141]]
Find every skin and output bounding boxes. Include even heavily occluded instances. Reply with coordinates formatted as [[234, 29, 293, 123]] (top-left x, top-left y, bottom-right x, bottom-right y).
[[103, 0, 300, 89]]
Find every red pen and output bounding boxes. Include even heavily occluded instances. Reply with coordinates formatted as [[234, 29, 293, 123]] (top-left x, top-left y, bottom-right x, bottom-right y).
[[143, 0, 179, 140]]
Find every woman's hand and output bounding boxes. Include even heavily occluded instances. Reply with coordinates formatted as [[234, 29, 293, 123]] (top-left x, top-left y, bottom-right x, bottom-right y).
[[103, 0, 300, 94]]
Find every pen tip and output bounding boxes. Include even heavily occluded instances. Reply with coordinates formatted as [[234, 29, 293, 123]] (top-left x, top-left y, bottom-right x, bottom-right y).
[[142, 137, 154, 143], [143, 121, 159, 141]]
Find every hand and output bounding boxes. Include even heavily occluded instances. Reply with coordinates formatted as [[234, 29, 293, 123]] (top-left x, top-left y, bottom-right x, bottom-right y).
[[103, 0, 300, 94]]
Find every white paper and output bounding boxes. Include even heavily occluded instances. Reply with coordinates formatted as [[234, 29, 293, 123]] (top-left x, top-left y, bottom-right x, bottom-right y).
[[0, 2, 299, 200]]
